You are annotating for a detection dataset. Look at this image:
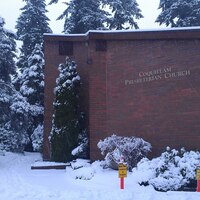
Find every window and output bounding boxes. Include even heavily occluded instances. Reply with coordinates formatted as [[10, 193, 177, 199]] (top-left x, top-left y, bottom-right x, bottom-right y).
[[96, 39, 107, 52], [59, 41, 73, 55]]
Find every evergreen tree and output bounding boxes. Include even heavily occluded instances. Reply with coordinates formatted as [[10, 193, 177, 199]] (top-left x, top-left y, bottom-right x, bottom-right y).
[[16, 0, 52, 71], [50, 0, 143, 31], [20, 44, 44, 106], [0, 16, 16, 128], [54, 0, 108, 33], [102, 0, 143, 29], [50, 57, 86, 162], [156, 0, 200, 27], [15, 0, 52, 150], [0, 17, 16, 83], [0, 16, 29, 152], [31, 124, 43, 152], [19, 44, 44, 151], [0, 82, 30, 152]]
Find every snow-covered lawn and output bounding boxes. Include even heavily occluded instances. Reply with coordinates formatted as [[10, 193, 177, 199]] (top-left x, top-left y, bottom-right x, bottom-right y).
[[0, 152, 200, 200]]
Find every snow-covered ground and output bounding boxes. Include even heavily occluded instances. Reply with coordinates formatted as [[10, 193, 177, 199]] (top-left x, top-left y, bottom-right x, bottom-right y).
[[0, 152, 200, 200]]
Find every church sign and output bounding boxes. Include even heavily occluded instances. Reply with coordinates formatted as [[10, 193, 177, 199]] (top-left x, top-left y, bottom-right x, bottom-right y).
[[125, 67, 191, 85]]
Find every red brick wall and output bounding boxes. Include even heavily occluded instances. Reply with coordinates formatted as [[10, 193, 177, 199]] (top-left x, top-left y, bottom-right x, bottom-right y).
[[88, 40, 108, 160], [44, 30, 200, 161], [88, 38, 200, 160]]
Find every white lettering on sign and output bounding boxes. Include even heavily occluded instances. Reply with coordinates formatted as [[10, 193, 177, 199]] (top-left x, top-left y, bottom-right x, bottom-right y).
[[138, 67, 172, 78], [125, 67, 191, 86]]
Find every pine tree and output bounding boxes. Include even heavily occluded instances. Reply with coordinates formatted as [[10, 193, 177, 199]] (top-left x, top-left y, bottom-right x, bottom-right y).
[[50, 57, 85, 162], [55, 0, 108, 33], [0, 17, 16, 83], [50, 0, 143, 31], [156, 0, 200, 27], [0, 82, 30, 152], [15, 0, 52, 85], [15, 0, 52, 150], [20, 44, 44, 106], [102, 0, 143, 29], [31, 124, 43, 152], [16, 0, 52, 70], [0, 16, 29, 152], [0, 16, 16, 127], [19, 44, 44, 151]]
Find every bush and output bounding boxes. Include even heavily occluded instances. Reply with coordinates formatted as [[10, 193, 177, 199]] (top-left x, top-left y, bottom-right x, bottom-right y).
[[97, 134, 151, 171], [50, 57, 83, 162], [134, 147, 200, 191], [31, 124, 43, 152]]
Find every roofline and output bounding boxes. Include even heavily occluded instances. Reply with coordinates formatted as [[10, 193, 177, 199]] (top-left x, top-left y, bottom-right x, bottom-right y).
[[44, 27, 200, 41]]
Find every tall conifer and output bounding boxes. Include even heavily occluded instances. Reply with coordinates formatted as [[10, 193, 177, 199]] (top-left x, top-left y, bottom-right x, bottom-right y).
[[50, 0, 143, 31], [0, 16, 29, 152], [50, 57, 84, 162], [16, 0, 52, 70], [156, 0, 200, 27], [102, 0, 143, 29], [15, 0, 52, 150], [0, 17, 16, 83], [53, 0, 108, 33]]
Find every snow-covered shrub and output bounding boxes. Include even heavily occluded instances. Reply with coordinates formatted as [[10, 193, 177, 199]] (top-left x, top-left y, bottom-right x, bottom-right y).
[[69, 159, 105, 180], [71, 141, 87, 157], [74, 167, 94, 180], [0, 123, 29, 152], [97, 134, 151, 171], [51, 57, 87, 162], [70, 159, 90, 170], [0, 85, 29, 152], [72, 129, 89, 159], [31, 124, 43, 152], [134, 147, 200, 191]]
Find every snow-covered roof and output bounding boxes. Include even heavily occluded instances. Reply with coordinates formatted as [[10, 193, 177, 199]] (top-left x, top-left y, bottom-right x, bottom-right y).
[[44, 27, 200, 41], [88, 26, 200, 33], [44, 33, 85, 37], [44, 26, 200, 36]]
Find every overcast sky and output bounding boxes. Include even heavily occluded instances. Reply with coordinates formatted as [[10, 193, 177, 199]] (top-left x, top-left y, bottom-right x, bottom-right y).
[[0, 0, 165, 34]]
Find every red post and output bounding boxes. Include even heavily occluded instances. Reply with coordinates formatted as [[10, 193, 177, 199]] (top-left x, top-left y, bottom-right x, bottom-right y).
[[197, 180, 200, 192], [120, 177, 124, 189]]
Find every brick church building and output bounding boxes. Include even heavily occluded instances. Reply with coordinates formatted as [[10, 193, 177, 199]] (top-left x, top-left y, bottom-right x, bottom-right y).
[[43, 28, 200, 161]]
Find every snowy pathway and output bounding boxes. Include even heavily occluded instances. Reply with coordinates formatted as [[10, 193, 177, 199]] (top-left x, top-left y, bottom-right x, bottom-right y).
[[1, 152, 200, 200]]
